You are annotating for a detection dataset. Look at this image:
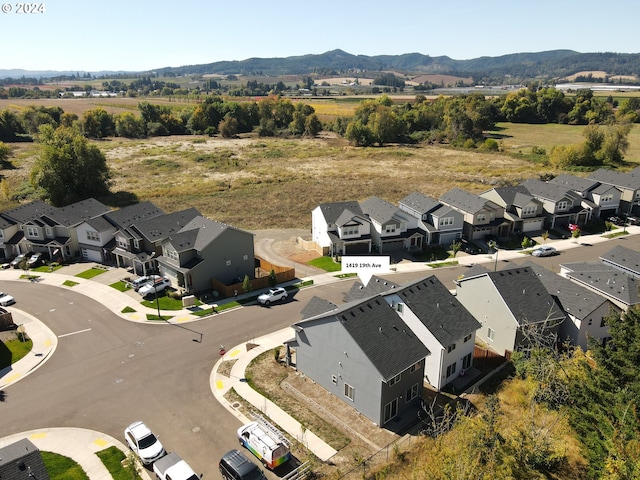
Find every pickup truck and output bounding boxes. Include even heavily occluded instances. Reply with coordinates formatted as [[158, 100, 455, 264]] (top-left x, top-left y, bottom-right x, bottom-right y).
[[152, 452, 201, 480]]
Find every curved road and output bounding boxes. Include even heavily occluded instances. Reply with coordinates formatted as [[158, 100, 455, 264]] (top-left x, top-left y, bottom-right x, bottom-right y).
[[1, 232, 638, 478]]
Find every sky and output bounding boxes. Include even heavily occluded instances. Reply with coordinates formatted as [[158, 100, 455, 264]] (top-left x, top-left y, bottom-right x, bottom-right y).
[[2, 0, 639, 73]]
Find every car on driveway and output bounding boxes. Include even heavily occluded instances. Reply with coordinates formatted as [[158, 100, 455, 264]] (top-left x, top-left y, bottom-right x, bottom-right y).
[[257, 287, 288, 306], [0, 291, 15, 306], [10, 253, 28, 269], [124, 421, 166, 465], [608, 216, 625, 226], [138, 277, 171, 297], [131, 275, 161, 291], [27, 252, 47, 268], [531, 245, 557, 257], [626, 215, 640, 225]]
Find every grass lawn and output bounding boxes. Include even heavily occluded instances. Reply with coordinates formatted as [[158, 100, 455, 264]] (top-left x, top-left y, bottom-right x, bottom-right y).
[[141, 293, 184, 310], [110, 280, 132, 292], [75, 267, 108, 279], [0, 336, 33, 369], [121, 306, 136, 313], [63, 280, 79, 287], [41, 451, 89, 480], [307, 256, 342, 272], [96, 446, 142, 480], [33, 264, 63, 272]]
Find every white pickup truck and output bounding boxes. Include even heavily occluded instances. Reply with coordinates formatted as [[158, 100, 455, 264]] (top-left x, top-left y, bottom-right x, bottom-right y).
[[152, 452, 201, 480]]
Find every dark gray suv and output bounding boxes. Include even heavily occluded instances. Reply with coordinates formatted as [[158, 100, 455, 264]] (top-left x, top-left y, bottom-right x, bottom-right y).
[[219, 450, 265, 480]]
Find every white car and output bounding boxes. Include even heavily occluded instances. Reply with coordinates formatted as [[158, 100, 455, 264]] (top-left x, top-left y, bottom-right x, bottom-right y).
[[124, 421, 166, 465], [131, 275, 161, 291], [257, 287, 288, 306], [0, 291, 15, 306], [138, 277, 171, 296], [531, 245, 557, 257]]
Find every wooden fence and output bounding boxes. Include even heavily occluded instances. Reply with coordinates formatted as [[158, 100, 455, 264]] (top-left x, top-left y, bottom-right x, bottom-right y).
[[473, 345, 508, 371], [210, 256, 296, 298]]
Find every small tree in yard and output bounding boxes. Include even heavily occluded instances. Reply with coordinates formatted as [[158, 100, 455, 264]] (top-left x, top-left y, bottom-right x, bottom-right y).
[[268, 269, 277, 287], [572, 227, 581, 242], [521, 236, 532, 249], [541, 231, 550, 244], [242, 274, 252, 294], [450, 240, 462, 258]]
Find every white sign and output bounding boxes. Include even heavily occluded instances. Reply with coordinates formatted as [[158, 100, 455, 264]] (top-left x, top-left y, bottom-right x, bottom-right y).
[[341, 256, 390, 287]]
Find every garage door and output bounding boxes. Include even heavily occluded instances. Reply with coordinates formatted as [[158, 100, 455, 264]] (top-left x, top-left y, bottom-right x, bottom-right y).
[[82, 248, 102, 262], [345, 242, 370, 254], [381, 239, 404, 253], [522, 219, 544, 232]]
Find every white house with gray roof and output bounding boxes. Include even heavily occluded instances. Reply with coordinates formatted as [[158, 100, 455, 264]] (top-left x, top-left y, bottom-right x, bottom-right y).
[[455, 267, 566, 355], [311, 201, 371, 256], [528, 263, 617, 350], [360, 196, 423, 253], [588, 167, 640, 216]]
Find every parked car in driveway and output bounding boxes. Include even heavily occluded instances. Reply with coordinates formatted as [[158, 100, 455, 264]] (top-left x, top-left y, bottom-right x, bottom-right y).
[[131, 275, 161, 291], [10, 253, 28, 269], [153, 452, 200, 480], [27, 252, 47, 268], [257, 287, 288, 306], [0, 291, 15, 306], [124, 421, 166, 465], [531, 245, 557, 257], [626, 215, 640, 225], [138, 277, 171, 296], [608, 216, 625, 226]]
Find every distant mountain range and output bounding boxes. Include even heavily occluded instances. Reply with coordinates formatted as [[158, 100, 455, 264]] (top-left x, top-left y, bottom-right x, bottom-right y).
[[2, 50, 640, 81]]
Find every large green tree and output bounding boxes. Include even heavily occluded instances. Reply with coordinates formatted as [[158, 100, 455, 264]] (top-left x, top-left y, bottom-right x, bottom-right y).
[[30, 125, 111, 206]]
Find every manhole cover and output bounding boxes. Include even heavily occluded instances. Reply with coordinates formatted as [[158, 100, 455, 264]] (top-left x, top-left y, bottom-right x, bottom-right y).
[[232, 402, 240, 408]]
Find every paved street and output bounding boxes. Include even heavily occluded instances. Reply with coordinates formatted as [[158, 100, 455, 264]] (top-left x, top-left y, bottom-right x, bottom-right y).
[[0, 228, 638, 478]]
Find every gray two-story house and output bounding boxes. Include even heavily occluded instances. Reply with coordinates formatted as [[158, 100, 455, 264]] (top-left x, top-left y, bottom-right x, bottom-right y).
[[549, 173, 621, 220], [480, 185, 545, 234], [520, 179, 594, 230], [157, 216, 255, 293], [588, 167, 640, 217], [360, 196, 423, 253], [291, 295, 429, 427], [398, 192, 464, 246], [439, 188, 509, 241]]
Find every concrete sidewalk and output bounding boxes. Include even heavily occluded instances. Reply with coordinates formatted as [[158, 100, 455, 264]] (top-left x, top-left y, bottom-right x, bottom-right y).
[[0, 225, 637, 477]]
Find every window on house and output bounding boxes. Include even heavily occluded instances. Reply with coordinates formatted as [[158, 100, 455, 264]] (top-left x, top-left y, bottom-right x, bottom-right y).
[[588, 318, 593, 326], [463, 333, 472, 343], [522, 205, 536, 215], [600, 317, 606, 328], [406, 384, 419, 403], [388, 374, 401, 386], [447, 343, 456, 353], [601, 194, 613, 202], [331, 375, 337, 385], [165, 248, 178, 262], [342, 226, 359, 236], [86, 231, 100, 242], [117, 237, 128, 249], [410, 362, 420, 373], [446, 362, 457, 377], [557, 200, 569, 211], [383, 398, 398, 423], [440, 217, 454, 227], [385, 224, 396, 233], [133, 239, 139, 249], [26, 226, 38, 237], [462, 353, 472, 370], [396, 303, 404, 313], [488, 327, 495, 341], [476, 213, 487, 222], [344, 383, 354, 401], [45, 227, 53, 237]]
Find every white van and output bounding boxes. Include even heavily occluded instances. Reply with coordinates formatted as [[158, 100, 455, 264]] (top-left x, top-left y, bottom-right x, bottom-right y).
[[236, 416, 290, 469]]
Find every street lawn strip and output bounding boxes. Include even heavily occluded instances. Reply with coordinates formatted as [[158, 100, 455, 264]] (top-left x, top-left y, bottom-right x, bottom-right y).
[[75, 267, 108, 279], [334, 273, 358, 279], [110, 280, 132, 292], [145, 314, 173, 321], [245, 349, 351, 451], [603, 230, 630, 239], [33, 264, 62, 272], [96, 446, 143, 480], [141, 294, 183, 310], [63, 280, 79, 287], [41, 451, 89, 480], [121, 306, 136, 313], [307, 256, 342, 272], [428, 260, 459, 268], [0, 335, 32, 368]]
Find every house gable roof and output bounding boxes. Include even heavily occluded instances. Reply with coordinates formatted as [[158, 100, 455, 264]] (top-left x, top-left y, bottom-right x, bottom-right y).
[[360, 196, 403, 224], [166, 216, 252, 253], [344, 275, 401, 303], [440, 188, 497, 214], [548, 174, 599, 194], [520, 179, 579, 203], [104, 201, 164, 229], [0, 438, 49, 480], [483, 267, 565, 326], [599, 245, 640, 277], [44, 198, 111, 227], [562, 261, 640, 306], [295, 297, 429, 381], [1, 200, 56, 224], [588, 168, 640, 191], [399, 192, 440, 214], [300, 296, 338, 320], [132, 208, 202, 242], [394, 275, 481, 346], [317, 201, 364, 225], [526, 263, 610, 320]]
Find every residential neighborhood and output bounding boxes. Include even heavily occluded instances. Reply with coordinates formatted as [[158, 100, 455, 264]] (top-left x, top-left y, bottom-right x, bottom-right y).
[[0, 166, 639, 480]]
